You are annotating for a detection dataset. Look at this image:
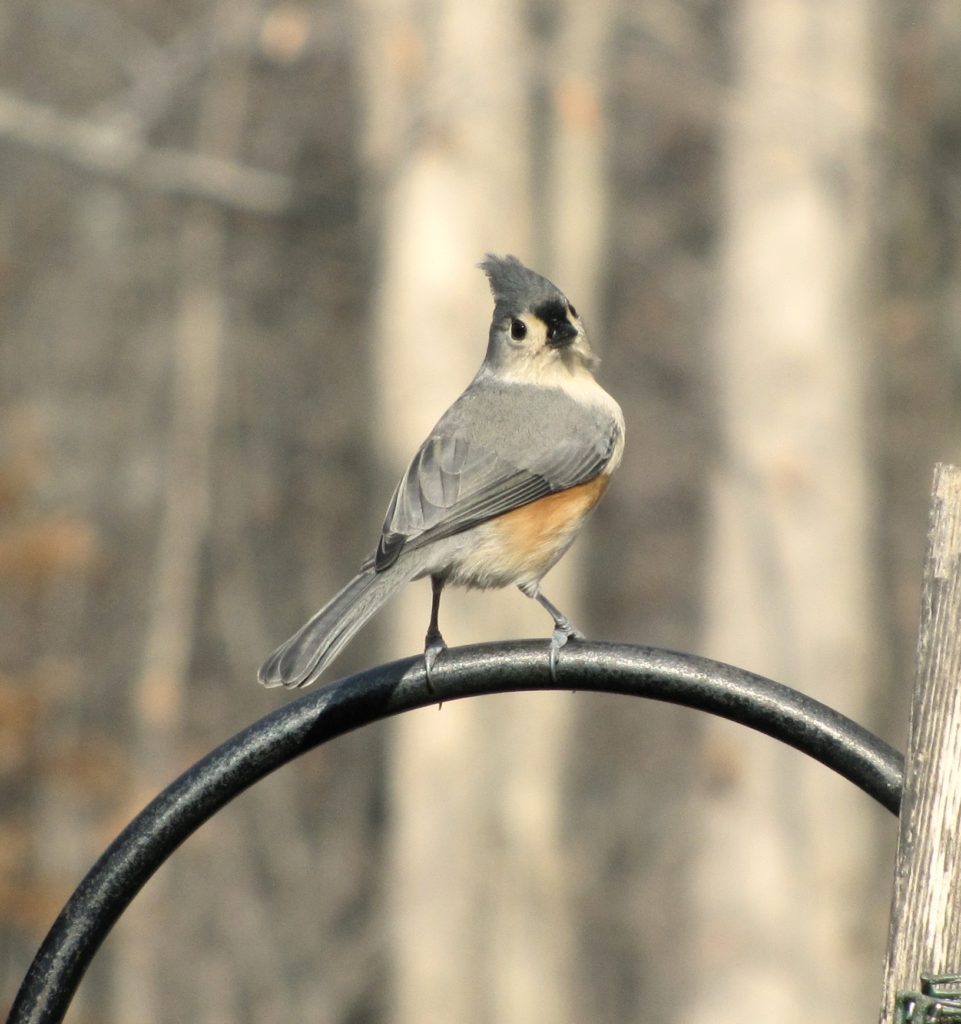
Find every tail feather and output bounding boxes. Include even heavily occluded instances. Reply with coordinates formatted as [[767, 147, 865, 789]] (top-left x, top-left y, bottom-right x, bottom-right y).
[[258, 565, 412, 689]]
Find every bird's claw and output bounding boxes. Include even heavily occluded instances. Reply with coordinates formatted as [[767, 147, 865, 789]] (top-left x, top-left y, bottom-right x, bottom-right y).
[[548, 623, 584, 683], [423, 636, 447, 693]]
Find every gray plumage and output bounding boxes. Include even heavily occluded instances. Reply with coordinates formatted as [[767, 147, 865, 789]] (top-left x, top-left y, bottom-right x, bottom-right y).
[[258, 567, 414, 688], [375, 378, 618, 569]]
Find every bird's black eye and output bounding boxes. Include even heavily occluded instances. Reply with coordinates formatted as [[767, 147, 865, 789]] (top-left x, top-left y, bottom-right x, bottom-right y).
[[510, 319, 527, 340], [568, 304, 578, 318]]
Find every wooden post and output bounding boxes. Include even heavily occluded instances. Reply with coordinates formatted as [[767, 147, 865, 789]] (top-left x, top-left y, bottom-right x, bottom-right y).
[[880, 463, 961, 1022]]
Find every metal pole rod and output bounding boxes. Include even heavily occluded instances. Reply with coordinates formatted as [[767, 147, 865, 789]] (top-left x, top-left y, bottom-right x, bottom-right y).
[[7, 641, 904, 1024]]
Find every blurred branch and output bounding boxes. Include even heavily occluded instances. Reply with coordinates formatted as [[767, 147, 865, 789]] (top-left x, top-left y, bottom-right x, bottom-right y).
[[42, 0, 176, 85], [0, 89, 297, 216], [90, 18, 223, 136], [89, 4, 261, 136]]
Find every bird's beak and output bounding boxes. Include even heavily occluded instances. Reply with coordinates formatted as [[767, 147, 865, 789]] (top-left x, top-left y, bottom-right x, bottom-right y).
[[547, 321, 578, 348]]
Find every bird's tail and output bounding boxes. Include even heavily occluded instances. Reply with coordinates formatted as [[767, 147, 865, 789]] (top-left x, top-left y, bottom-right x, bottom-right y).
[[258, 564, 413, 689]]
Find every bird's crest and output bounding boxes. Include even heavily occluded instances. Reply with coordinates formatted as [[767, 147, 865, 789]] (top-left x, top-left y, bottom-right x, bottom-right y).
[[480, 254, 565, 316]]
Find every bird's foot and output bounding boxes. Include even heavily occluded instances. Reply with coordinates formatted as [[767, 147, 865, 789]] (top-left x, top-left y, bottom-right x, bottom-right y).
[[548, 621, 584, 683], [423, 633, 448, 694]]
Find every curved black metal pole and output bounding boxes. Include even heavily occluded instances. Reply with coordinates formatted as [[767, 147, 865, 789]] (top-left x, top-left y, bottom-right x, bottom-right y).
[[8, 641, 904, 1024]]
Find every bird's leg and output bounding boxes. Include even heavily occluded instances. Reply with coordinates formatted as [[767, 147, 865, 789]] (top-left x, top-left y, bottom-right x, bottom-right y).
[[423, 574, 448, 690], [517, 581, 585, 681]]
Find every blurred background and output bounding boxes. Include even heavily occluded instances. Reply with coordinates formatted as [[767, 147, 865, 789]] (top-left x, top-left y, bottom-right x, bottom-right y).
[[2, 0, 960, 1020]]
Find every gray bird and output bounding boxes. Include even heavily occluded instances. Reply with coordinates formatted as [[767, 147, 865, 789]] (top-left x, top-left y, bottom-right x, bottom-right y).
[[259, 255, 624, 689]]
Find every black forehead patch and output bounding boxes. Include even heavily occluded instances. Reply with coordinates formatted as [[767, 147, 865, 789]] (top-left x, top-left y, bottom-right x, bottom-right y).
[[533, 299, 571, 326]]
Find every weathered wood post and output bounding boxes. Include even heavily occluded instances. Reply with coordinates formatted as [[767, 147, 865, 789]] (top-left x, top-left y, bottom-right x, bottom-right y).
[[880, 463, 961, 1022]]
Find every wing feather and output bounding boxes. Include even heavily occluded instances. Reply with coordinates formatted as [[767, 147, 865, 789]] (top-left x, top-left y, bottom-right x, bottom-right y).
[[373, 402, 618, 570]]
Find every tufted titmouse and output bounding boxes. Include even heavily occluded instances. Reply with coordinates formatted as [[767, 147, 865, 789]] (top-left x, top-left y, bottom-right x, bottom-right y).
[[259, 254, 624, 689]]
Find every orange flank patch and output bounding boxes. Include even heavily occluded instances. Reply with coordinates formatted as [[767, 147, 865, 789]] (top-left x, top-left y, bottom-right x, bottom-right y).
[[491, 475, 610, 570]]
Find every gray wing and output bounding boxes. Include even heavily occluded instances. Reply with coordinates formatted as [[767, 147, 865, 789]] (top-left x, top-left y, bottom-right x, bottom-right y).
[[373, 381, 618, 570]]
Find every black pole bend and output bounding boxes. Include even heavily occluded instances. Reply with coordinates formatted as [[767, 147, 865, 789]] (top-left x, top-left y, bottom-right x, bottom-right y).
[[7, 641, 904, 1024]]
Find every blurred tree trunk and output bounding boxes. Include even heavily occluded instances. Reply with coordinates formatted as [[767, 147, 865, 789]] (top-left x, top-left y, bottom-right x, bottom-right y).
[[690, 2, 883, 1019], [875, 3, 961, 739], [111, 7, 242, 1017], [357, 2, 609, 1021]]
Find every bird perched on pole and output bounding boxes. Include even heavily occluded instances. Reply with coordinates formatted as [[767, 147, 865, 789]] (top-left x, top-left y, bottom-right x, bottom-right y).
[[259, 254, 624, 690]]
